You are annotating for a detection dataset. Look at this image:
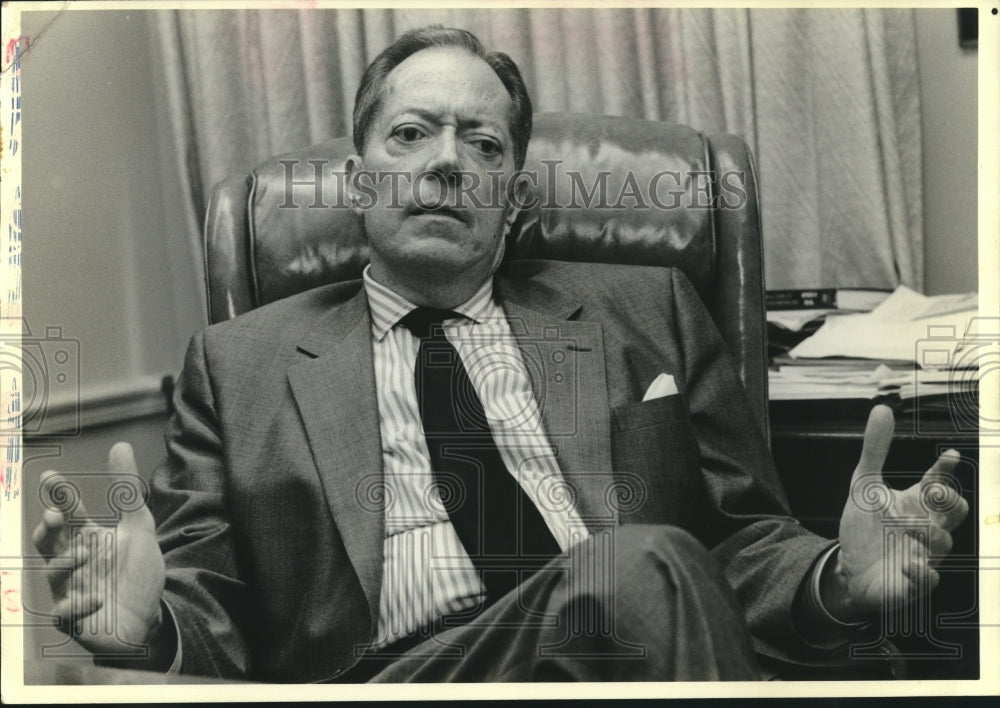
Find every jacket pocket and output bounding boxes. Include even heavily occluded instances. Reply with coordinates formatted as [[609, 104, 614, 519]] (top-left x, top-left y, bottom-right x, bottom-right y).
[[612, 393, 689, 432], [610, 395, 703, 531]]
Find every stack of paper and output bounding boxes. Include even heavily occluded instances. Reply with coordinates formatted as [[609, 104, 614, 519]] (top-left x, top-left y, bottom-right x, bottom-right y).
[[769, 287, 981, 403], [787, 287, 977, 362], [765, 289, 892, 359], [769, 364, 906, 401]]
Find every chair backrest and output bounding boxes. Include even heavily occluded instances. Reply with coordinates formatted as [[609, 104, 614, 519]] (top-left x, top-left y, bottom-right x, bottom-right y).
[[203, 112, 769, 432]]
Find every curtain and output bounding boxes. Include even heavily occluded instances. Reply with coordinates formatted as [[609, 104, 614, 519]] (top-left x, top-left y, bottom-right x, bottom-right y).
[[152, 7, 923, 291]]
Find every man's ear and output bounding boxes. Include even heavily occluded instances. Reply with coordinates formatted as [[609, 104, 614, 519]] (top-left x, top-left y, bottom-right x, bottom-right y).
[[345, 154, 364, 217], [503, 171, 532, 231]]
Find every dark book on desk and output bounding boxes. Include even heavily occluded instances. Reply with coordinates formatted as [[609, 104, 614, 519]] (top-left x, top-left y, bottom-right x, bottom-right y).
[[766, 288, 891, 311], [769, 354, 917, 369]]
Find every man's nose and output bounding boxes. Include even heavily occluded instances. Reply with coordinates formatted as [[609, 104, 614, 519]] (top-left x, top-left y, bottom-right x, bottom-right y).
[[424, 131, 461, 180]]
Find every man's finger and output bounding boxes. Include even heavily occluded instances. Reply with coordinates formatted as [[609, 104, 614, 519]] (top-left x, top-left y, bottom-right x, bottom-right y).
[[926, 525, 954, 566], [922, 449, 961, 487], [48, 521, 105, 596], [51, 593, 104, 633], [108, 442, 138, 475], [106, 441, 153, 528], [918, 451, 969, 532], [898, 533, 940, 594], [900, 550, 941, 593], [37, 469, 93, 532], [854, 404, 895, 477], [935, 496, 969, 534], [32, 508, 70, 559], [48, 537, 101, 610]]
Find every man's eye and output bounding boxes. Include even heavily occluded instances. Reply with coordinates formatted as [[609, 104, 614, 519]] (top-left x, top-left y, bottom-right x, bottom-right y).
[[393, 126, 425, 143], [471, 139, 501, 157]]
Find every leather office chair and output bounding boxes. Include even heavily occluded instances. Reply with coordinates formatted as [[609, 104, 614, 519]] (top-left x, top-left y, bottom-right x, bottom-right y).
[[203, 112, 769, 434]]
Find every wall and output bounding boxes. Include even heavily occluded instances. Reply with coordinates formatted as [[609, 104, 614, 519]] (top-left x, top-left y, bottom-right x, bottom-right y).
[[20, 10, 204, 465], [916, 9, 979, 295]]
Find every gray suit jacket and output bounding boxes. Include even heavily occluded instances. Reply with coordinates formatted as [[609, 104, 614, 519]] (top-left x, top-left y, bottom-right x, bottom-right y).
[[150, 260, 835, 682]]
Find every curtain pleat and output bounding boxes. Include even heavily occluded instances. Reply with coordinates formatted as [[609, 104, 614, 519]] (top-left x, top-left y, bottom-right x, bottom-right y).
[[151, 7, 923, 291]]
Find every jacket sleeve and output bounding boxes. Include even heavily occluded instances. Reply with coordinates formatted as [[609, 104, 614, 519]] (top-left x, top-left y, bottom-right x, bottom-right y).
[[147, 328, 252, 679], [667, 268, 854, 669]]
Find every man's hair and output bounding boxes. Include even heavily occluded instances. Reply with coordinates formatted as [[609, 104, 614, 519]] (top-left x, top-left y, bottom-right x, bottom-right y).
[[352, 26, 533, 170]]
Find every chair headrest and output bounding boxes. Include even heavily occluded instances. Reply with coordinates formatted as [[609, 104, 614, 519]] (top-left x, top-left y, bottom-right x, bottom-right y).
[[244, 113, 717, 308]]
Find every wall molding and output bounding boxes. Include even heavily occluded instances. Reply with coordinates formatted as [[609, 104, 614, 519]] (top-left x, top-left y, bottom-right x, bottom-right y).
[[24, 375, 173, 436]]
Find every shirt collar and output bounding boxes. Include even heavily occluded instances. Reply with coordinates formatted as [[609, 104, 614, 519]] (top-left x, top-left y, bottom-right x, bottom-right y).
[[362, 264, 495, 341]]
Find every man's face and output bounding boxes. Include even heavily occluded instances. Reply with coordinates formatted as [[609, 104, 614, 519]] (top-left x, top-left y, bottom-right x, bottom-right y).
[[347, 46, 526, 302]]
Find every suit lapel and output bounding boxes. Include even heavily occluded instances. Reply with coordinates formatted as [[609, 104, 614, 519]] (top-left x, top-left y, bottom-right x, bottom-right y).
[[286, 270, 619, 626], [287, 290, 385, 625], [496, 275, 618, 531]]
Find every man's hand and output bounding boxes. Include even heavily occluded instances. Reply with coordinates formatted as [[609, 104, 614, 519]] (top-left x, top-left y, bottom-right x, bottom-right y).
[[822, 405, 969, 621], [32, 442, 168, 658]]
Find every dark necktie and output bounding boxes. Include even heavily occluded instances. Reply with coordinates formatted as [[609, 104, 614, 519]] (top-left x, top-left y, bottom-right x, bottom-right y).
[[400, 307, 561, 605]]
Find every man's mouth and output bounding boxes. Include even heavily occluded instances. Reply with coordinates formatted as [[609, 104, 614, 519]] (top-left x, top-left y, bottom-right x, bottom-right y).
[[408, 205, 471, 225]]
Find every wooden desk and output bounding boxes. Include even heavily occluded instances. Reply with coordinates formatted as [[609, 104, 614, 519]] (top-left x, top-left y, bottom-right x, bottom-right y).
[[769, 399, 980, 680]]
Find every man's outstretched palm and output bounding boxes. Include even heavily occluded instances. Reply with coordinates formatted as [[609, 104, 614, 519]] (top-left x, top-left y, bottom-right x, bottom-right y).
[[32, 442, 166, 656], [833, 405, 968, 618]]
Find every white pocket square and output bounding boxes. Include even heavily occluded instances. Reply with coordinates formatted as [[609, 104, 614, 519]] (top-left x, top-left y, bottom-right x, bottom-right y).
[[642, 373, 679, 402]]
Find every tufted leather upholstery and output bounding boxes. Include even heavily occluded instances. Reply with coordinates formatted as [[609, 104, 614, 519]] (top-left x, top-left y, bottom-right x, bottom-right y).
[[203, 113, 769, 433]]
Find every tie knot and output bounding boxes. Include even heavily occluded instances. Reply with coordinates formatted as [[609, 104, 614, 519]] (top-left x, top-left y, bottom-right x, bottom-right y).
[[399, 307, 461, 340]]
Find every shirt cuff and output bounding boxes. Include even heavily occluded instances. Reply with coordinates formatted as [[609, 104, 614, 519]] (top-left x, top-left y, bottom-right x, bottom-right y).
[[798, 543, 871, 649], [162, 599, 183, 674]]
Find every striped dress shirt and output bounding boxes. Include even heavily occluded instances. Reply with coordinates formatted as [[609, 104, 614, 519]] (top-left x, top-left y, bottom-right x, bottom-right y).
[[363, 266, 589, 649]]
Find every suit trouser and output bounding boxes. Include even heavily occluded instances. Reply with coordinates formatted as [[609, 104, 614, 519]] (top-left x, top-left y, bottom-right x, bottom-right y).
[[340, 525, 762, 682]]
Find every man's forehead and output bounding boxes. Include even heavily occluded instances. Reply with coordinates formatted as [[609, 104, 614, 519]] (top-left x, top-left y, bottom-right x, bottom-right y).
[[380, 47, 512, 128]]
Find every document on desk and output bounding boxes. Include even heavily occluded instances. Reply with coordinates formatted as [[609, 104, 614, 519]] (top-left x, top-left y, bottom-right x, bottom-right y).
[[787, 286, 977, 363], [768, 363, 901, 400]]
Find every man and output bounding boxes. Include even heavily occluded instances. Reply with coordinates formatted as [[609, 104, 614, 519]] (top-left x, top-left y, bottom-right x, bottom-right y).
[[33, 27, 968, 682]]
